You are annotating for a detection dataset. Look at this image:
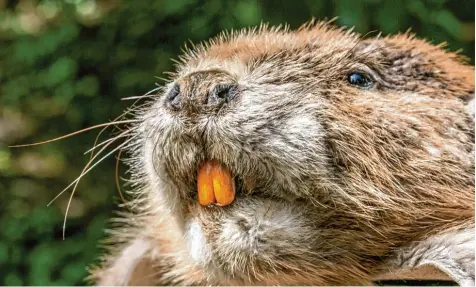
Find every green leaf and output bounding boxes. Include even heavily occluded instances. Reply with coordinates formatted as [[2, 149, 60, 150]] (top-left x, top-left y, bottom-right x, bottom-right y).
[[44, 57, 78, 87]]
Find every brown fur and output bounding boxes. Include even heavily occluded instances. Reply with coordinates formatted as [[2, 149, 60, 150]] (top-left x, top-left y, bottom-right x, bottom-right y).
[[88, 21, 474, 285]]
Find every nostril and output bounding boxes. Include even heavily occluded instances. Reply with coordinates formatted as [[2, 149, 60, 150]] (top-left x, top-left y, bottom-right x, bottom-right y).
[[166, 83, 181, 109], [211, 84, 239, 104], [217, 88, 228, 99]]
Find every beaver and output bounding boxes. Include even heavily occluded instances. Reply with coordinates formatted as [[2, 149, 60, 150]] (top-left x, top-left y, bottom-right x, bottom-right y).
[[87, 21, 475, 285]]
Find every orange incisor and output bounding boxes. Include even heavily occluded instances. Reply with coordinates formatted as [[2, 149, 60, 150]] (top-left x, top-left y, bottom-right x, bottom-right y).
[[197, 160, 235, 206]]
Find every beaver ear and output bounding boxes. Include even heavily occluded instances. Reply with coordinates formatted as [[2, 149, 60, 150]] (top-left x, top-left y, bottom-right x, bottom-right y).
[[372, 228, 475, 286], [88, 237, 161, 286]]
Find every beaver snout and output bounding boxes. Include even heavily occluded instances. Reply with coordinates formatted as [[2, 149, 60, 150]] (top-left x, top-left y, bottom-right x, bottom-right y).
[[164, 69, 240, 113]]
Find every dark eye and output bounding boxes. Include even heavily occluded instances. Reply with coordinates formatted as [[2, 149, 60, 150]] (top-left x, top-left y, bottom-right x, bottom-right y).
[[347, 72, 374, 88]]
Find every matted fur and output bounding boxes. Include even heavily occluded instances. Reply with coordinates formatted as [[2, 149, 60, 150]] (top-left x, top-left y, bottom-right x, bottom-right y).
[[87, 21, 475, 285]]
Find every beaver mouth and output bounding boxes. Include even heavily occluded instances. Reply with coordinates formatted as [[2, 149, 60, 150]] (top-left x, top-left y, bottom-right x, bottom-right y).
[[180, 158, 308, 208], [188, 159, 272, 207], [192, 170, 264, 206]]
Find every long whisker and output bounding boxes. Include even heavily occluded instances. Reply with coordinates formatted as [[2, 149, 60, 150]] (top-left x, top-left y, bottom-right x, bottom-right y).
[[115, 147, 130, 207], [59, 136, 138, 239], [86, 110, 134, 155], [48, 135, 138, 208], [9, 119, 140, 148], [60, 105, 142, 239], [84, 100, 145, 155], [121, 87, 161, 101], [61, 132, 134, 239], [62, 157, 92, 240], [84, 129, 132, 154], [121, 94, 156, 101]]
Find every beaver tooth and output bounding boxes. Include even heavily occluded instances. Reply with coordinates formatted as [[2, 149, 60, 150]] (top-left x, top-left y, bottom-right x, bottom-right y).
[[197, 160, 235, 207]]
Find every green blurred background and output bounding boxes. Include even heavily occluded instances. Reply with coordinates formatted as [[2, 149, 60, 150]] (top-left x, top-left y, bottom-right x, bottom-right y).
[[0, 0, 474, 285]]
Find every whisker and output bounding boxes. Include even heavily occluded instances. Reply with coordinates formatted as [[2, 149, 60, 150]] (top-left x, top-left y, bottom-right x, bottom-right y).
[[61, 133, 135, 239], [59, 136, 138, 239], [115, 147, 130, 208], [86, 108, 137, 155], [84, 129, 132, 154], [62, 157, 91, 240], [121, 87, 161, 101], [25, 93, 145, 239], [9, 119, 140, 148], [48, 135, 138, 208], [59, 126, 134, 239], [155, 76, 171, 83], [121, 95, 155, 101]]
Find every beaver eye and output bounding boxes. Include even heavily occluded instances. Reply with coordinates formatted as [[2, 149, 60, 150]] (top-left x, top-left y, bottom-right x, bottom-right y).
[[347, 72, 374, 88]]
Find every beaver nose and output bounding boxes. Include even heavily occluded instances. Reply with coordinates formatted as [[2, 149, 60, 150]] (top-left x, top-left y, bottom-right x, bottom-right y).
[[165, 69, 239, 112], [165, 82, 238, 111]]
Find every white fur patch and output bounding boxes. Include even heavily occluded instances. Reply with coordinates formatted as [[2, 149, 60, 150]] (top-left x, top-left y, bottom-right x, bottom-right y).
[[423, 142, 442, 157], [96, 238, 152, 286], [184, 219, 212, 266], [285, 114, 316, 133], [466, 98, 474, 119]]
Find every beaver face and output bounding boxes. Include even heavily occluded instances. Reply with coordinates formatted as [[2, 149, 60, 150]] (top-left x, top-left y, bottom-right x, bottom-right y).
[[136, 23, 474, 284]]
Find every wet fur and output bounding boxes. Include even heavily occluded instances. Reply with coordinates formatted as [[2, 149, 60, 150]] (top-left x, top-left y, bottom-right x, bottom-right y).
[[88, 21, 474, 285]]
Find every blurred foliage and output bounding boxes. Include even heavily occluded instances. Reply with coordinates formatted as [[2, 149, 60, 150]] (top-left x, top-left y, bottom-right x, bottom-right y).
[[0, 0, 474, 285]]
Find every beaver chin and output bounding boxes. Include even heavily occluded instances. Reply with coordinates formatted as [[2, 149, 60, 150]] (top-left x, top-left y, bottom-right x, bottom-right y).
[[183, 197, 317, 283]]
